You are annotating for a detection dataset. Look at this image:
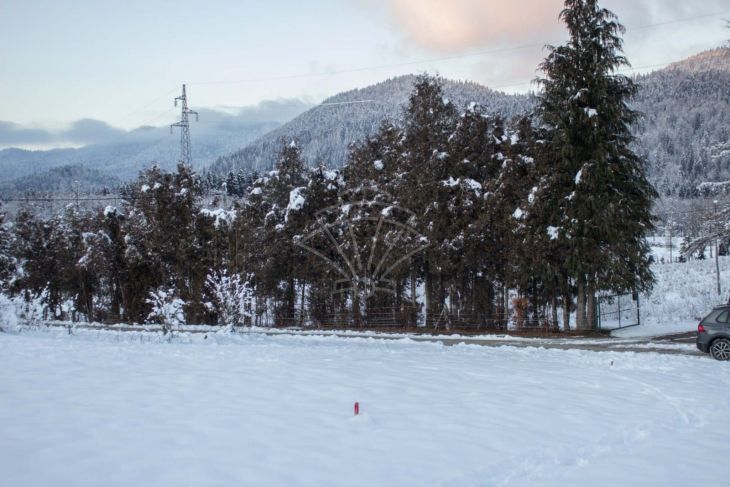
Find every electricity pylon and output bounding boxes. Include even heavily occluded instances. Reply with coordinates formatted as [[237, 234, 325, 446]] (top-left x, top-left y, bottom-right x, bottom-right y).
[[170, 84, 199, 166]]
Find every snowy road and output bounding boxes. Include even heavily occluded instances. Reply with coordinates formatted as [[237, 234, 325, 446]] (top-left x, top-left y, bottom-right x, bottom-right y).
[[1, 329, 728, 486], [21, 321, 704, 357]]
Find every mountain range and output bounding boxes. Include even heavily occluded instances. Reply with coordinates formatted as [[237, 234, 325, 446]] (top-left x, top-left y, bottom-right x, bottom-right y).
[[209, 76, 535, 175], [1, 47, 728, 199], [0, 101, 312, 197]]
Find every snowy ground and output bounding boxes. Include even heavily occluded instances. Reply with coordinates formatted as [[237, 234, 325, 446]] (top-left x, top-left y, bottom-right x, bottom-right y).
[[1, 329, 728, 487], [618, 238, 730, 337]]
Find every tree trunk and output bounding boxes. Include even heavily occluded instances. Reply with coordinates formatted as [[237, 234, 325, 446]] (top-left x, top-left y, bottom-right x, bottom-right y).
[[576, 274, 587, 330], [410, 270, 417, 327], [424, 260, 432, 327], [586, 277, 597, 331], [551, 296, 559, 331], [562, 290, 571, 332], [352, 287, 361, 328], [299, 279, 306, 326]]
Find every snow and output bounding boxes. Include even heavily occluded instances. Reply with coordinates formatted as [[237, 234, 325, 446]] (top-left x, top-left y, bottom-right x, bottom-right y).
[[547, 226, 560, 240], [140, 184, 150, 193], [200, 208, 236, 229], [287, 187, 306, 213], [575, 168, 583, 185], [441, 176, 459, 188], [373, 159, 384, 171], [584, 107, 598, 118], [103, 206, 117, 217], [463, 178, 482, 193], [0, 330, 728, 486], [512, 208, 525, 220], [441, 177, 482, 194], [615, 243, 730, 338], [0, 293, 18, 332]]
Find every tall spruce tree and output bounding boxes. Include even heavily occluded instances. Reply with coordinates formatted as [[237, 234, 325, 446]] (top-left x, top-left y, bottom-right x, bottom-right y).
[[394, 75, 457, 326], [537, 0, 656, 329]]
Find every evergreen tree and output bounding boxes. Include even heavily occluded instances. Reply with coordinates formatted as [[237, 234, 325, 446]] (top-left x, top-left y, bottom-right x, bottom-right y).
[[438, 106, 500, 325], [0, 203, 14, 287], [393, 75, 457, 326], [537, 0, 657, 329], [120, 164, 204, 322], [245, 140, 309, 324], [295, 164, 344, 324]]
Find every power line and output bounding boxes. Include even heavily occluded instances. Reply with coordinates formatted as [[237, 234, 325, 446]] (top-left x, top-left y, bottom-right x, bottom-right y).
[[189, 43, 542, 86], [311, 56, 716, 100], [188, 10, 730, 87], [319, 99, 378, 107], [627, 10, 730, 31], [1, 197, 129, 203], [116, 87, 179, 125]]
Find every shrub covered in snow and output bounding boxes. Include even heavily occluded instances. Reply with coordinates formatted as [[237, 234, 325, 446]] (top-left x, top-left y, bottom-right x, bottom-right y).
[[18, 288, 49, 325], [0, 293, 18, 333], [205, 271, 256, 332], [146, 288, 186, 335]]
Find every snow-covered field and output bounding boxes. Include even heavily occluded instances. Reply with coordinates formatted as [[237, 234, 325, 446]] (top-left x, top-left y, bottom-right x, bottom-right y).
[[619, 238, 730, 337], [1, 329, 728, 487]]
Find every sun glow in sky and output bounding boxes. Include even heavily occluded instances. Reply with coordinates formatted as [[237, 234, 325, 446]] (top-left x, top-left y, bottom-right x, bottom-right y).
[[0, 0, 728, 146]]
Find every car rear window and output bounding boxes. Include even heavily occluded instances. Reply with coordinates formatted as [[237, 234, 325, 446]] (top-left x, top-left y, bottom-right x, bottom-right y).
[[704, 309, 730, 323]]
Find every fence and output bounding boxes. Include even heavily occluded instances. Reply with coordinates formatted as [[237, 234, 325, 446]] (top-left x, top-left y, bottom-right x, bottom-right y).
[[597, 293, 640, 330], [259, 305, 558, 333]]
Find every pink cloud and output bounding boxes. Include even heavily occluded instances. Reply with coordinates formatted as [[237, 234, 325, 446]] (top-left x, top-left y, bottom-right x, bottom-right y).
[[374, 0, 729, 52], [382, 0, 564, 51]]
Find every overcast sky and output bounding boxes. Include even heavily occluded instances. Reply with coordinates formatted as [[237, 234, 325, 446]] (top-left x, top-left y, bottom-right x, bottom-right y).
[[1, 0, 728, 148]]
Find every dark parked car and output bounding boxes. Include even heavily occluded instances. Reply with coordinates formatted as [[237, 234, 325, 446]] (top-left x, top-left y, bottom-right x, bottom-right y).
[[697, 305, 730, 360]]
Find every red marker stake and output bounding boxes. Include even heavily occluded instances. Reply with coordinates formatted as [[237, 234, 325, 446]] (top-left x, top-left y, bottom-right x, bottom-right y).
[[354, 402, 360, 416]]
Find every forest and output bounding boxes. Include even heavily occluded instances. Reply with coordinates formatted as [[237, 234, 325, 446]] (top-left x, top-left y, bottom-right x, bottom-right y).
[[0, 0, 656, 333]]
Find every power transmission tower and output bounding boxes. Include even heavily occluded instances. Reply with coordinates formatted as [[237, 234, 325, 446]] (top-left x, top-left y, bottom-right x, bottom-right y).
[[170, 84, 199, 166]]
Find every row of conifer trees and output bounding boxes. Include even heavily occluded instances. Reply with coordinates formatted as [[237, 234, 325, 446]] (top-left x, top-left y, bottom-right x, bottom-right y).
[[0, 1, 655, 331]]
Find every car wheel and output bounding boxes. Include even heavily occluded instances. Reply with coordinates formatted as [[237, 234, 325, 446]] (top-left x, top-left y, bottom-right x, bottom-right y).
[[710, 338, 730, 361]]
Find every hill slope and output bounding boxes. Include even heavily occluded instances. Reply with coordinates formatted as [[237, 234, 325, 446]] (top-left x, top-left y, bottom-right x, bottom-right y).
[[210, 75, 535, 174], [1, 47, 728, 199], [211, 49, 730, 200], [633, 47, 730, 197], [0, 164, 120, 198]]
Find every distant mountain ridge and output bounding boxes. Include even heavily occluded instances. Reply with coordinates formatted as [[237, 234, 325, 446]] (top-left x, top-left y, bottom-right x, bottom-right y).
[[0, 100, 313, 197], [212, 48, 730, 200], [0, 164, 120, 198], [1, 47, 729, 200], [209, 75, 535, 175], [0, 120, 277, 187], [665, 47, 730, 73]]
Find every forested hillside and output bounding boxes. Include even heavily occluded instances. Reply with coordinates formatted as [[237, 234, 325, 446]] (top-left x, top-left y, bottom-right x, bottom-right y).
[[209, 75, 535, 175], [213, 48, 730, 201], [0, 165, 119, 198], [1, 48, 728, 200], [634, 47, 730, 197], [0, 118, 280, 192]]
